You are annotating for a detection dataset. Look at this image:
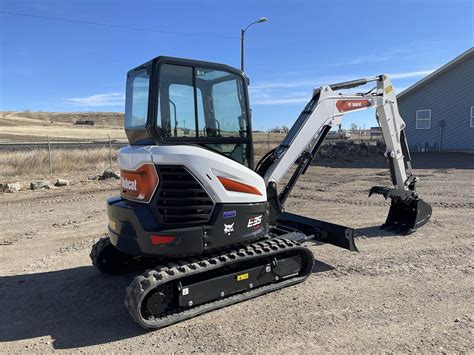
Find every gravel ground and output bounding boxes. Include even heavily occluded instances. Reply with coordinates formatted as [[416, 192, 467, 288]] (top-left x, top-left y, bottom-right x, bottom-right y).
[[0, 154, 473, 352]]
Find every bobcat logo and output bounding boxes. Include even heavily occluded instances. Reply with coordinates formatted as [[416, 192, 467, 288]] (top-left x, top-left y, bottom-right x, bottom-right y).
[[224, 223, 234, 236], [121, 177, 137, 191]]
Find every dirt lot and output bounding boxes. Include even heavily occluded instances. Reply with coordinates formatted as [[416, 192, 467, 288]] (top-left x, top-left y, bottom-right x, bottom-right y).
[[0, 153, 473, 352]]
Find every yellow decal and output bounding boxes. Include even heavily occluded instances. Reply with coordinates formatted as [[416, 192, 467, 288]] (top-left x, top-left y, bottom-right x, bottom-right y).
[[385, 85, 393, 94], [109, 219, 117, 231], [236, 273, 249, 281]]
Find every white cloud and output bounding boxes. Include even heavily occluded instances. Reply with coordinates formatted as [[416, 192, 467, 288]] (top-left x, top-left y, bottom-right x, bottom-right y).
[[250, 75, 352, 91], [326, 46, 425, 67], [252, 96, 310, 105], [387, 70, 434, 79], [328, 54, 392, 67], [64, 93, 125, 107], [250, 80, 315, 90], [249, 69, 433, 106]]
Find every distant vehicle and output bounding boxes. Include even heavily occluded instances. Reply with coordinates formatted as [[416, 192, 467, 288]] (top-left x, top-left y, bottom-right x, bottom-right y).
[[326, 131, 351, 139], [75, 120, 95, 126]]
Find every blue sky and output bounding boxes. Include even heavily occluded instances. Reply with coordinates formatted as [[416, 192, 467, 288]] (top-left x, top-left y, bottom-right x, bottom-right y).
[[0, 0, 472, 129]]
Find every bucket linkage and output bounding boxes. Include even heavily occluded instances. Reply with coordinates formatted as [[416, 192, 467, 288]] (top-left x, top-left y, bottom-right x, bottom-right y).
[[369, 186, 432, 235]]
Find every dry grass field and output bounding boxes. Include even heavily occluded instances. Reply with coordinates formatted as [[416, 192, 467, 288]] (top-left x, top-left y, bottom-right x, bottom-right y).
[[0, 148, 118, 177]]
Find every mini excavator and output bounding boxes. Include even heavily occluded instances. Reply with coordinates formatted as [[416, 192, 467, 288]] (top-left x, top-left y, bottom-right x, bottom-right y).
[[90, 56, 432, 329]]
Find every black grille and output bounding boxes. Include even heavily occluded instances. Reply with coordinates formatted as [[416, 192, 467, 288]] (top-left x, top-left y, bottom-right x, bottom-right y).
[[154, 166, 214, 225]]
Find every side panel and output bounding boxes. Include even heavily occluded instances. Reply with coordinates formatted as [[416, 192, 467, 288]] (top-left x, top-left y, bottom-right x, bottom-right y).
[[107, 197, 205, 258], [118, 145, 154, 170], [203, 202, 269, 250], [118, 145, 266, 204], [398, 55, 474, 151], [107, 197, 268, 258], [149, 145, 267, 204]]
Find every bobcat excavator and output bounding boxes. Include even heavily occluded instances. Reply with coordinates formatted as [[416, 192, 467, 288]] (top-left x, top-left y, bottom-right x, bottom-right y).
[[90, 56, 432, 329]]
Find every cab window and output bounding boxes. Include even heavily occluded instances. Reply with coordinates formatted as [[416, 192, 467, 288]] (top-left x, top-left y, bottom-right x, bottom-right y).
[[155, 63, 250, 166], [195, 67, 248, 138], [157, 64, 248, 137], [212, 78, 245, 136], [125, 70, 150, 128]]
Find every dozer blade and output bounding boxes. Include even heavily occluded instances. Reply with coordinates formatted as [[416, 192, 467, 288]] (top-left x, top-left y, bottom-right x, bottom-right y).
[[369, 186, 432, 235]]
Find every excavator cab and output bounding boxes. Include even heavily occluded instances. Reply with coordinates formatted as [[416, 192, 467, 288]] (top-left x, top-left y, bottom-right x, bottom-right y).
[[124, 56, 254, 168]]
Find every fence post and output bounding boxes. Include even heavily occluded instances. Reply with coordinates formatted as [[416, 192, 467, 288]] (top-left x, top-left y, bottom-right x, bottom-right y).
[[267, 131, 270, 151], [107, 134, 112, 168], [47, 136, 53, 173]]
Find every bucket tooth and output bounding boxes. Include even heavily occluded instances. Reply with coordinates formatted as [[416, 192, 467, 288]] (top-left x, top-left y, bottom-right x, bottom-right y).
[[369, 186, 390, 198]]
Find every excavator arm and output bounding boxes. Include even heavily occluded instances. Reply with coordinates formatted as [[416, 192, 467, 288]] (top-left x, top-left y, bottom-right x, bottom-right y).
[[257, 75, 432, 235]]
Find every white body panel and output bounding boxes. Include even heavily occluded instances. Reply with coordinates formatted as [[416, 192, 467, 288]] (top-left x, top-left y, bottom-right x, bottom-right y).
[[118, 145, 267, 204]]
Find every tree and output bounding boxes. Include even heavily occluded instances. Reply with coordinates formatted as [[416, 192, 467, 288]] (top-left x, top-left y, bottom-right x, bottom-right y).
[[350, 123, 359, 131]]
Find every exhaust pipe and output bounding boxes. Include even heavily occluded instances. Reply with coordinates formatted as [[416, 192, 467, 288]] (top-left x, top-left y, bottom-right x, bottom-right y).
[[369, 186, 432, 235]]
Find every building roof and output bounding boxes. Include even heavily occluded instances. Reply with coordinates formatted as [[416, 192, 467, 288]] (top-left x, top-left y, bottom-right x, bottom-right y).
[[397, 47, 474, 100]]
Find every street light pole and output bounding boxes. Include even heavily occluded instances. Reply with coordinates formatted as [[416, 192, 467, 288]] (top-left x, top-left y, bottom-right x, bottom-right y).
[[240, 17, 268, 72], [241, 28, 245, 72]]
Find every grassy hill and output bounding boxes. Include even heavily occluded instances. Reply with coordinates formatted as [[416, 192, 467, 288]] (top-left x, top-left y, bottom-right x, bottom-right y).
[[0, 111, 126, 142]]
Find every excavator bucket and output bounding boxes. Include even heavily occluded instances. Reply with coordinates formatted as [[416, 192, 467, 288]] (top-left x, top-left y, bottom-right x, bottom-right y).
[[382, 197, 432, 234], [369, 186, 432, 235]]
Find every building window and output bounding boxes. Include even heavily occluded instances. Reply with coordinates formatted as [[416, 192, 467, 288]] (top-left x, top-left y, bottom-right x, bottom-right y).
[[416, 109, 431, 129], [471, 107, 474, 128]]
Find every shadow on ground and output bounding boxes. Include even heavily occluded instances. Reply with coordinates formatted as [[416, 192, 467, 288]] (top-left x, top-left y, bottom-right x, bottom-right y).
[[355, 225, 406, 239], [0, 267, 146, 349], [314, 152, 474, 170], [0, 260, 338, 349], [312, 259, 335, 273]]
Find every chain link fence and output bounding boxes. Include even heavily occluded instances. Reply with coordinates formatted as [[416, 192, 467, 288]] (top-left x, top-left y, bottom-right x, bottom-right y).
[[0, 132, 384, 177]]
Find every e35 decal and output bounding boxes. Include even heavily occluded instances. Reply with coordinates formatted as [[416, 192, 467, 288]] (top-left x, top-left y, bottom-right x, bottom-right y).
[[247, 215, 262, 228]]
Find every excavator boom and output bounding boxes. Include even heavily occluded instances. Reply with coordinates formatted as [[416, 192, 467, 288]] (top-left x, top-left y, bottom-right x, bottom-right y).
[[257, 75, 432, 234]]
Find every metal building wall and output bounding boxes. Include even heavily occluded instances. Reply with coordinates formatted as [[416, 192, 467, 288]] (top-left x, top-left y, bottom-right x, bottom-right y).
[[398, 54, 474, 151]]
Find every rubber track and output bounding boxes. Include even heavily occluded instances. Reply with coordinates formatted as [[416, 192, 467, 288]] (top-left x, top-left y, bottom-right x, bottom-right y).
[[90, 236, 111, 273], [125, 238, 314, 329]]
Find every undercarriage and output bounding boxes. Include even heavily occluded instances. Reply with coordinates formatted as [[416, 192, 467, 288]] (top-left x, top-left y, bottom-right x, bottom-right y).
[[90, 198, 356, 329]]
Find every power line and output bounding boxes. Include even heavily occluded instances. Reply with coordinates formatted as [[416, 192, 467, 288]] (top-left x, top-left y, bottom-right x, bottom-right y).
[[0, 10, 238, 39]]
